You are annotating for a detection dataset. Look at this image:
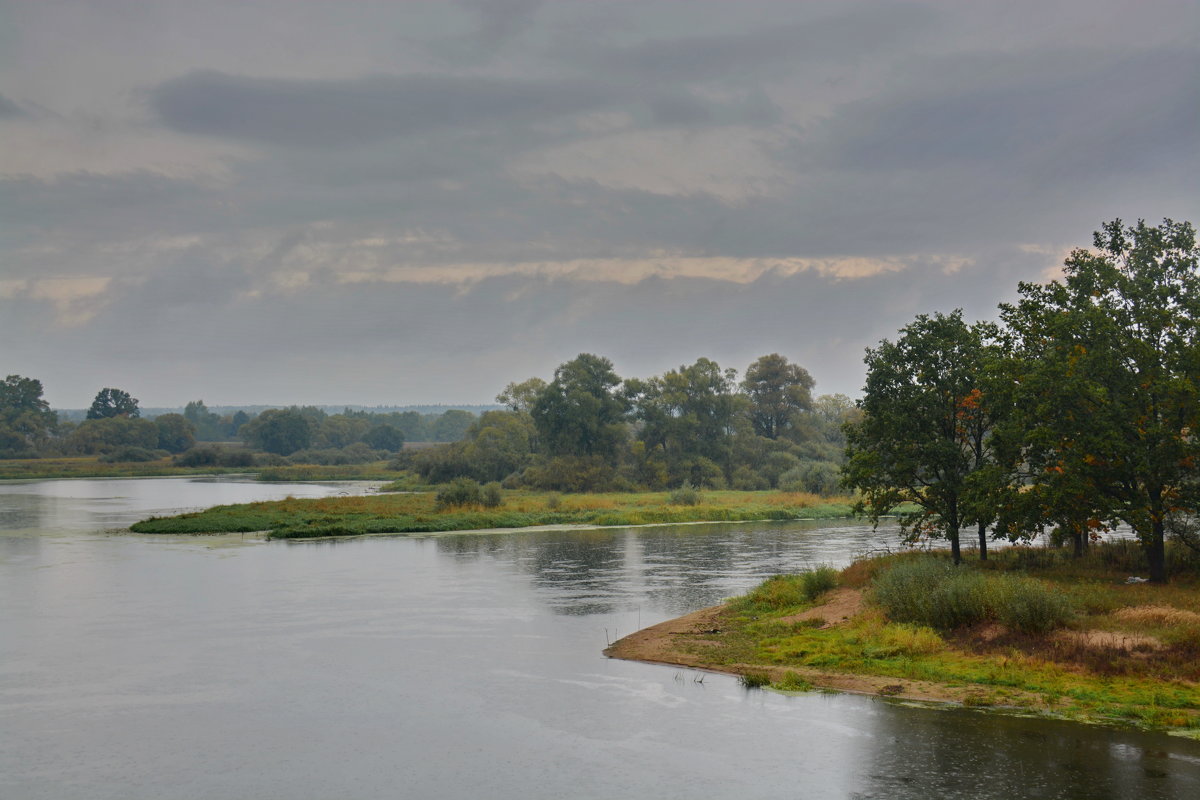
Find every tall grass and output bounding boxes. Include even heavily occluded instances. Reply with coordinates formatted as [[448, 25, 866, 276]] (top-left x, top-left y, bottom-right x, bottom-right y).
[[731, 567, 839, 615], [871, 557, 1073, 634]]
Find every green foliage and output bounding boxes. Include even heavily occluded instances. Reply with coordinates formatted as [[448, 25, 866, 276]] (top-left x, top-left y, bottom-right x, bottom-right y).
[[801, 566, 839, 600], [0, 375, 57, 457], [99, 446, 164, 463], [991, 575, 1075, 635], [668, 483, 701, 506], [64, 416, 158, 454], [480, 482, 503, 508], [362, 424, 404, 452], [739, 671, 771, 689], [843, 311, 1002, 563], [432, 409, 476, 442], [774, 671, 814, 692], [871, 557, 1073, 633], [778, 460, 840, 496], [435, 478, 482, 510], [1000, 218, 1200, 583], [532, 354, 628, 461], [239, 407, 314, 455], [87, 387, 139, 419], [731, 568, 838, 615], [496, 377, 548, 413], [154, 413, 196, 453], [742, 353, 814, 440]]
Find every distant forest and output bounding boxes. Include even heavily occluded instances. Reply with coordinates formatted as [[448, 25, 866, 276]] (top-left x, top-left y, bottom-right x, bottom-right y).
[[1, 352, 851, 493]]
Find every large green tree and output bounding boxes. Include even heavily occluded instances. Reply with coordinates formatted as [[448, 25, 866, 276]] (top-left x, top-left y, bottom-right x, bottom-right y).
[[627, 357, 738, 482], [87, 387, 139, 419], [239, 408, 314, 455], [532, 353, 629, 460], [0, 375, 58, 457], [1001, 218, 1200, 583], [741, 354, 814, 440], [154, 413, 196, 454], [843, 311, 1002, 564]]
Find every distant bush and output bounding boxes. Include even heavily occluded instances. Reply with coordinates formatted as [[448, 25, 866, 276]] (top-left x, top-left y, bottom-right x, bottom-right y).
[[435, 478, 482, 510], [668, 483, 702, 506], [871, 557, 1073, 633], [99, 446, 164, 463], [778, 460, 841, 496], [480, 482, 503, 508], [730, 465, 769, 491]]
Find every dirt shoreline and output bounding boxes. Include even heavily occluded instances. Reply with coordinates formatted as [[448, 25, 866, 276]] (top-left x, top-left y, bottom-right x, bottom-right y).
[[603, 595, 1052, 709]]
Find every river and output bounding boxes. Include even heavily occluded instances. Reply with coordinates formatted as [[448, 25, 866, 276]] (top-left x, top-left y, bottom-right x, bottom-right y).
[[2, 477, 1198, 799]]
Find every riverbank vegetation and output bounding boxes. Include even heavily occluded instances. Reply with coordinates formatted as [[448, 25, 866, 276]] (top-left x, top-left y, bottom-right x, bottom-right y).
[[843, 218, 1200, 584], [130, 488, 856, 538], [608, 543, 1200, 731]]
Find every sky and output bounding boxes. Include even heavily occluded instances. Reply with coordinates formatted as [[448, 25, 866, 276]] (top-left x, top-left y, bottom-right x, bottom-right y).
[[2, 0, 1197, 408]]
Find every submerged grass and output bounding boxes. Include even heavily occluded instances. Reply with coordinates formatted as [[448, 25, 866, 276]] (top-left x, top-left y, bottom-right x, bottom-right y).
[[130, 489, 858, 537]]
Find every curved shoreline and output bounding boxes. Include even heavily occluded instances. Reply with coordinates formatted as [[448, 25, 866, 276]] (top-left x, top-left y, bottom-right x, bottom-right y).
[[602, 595, 1200, 735], [602, 602, 1031, 707]]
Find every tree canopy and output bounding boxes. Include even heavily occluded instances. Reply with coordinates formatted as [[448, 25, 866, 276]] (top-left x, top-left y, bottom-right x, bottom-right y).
[[843, 311, 1001, 564], [87, 388, 139, 419]]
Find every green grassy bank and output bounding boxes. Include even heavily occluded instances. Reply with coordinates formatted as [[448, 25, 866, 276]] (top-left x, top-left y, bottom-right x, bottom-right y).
[[130, 489, 856, 538], [671, 544, 1200, 732]]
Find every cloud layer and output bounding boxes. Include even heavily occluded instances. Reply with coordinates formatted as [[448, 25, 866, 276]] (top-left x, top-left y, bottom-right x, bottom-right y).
[[2, 0, 1197, 406]]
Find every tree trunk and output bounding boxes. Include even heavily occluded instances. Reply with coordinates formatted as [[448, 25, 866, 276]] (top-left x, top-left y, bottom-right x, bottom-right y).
[[977, 522, 987, 561], [1072, 529, 1084, 559], [949, 525, 961, 565], [1147, 518, 1167, 584]]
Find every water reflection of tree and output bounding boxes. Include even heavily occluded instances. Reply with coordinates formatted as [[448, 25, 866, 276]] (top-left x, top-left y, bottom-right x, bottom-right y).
[[432, 522, 895, 617]]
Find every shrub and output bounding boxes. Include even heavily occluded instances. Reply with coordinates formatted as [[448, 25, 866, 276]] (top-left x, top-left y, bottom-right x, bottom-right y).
[[871, 556, 1073, 633], [173, 447, 219, 467], [991, 575, 1075, 634], [740, 671, 771, 689], [545, 493, 562, 510], [668, 483, 702, 506], [775, 671, 813, 692], [800, 566, 839, 601], [480, 482, 503, 508], [435, 478, 481, 510], [99, 446, 163, 463], [732, 567, 837, 614]]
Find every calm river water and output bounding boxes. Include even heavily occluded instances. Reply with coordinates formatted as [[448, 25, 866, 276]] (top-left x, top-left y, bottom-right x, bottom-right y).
[[2, 477, 1198, 799]]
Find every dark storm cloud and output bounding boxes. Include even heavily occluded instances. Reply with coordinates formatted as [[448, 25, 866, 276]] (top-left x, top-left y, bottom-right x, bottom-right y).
[[576, 4, 938, 82], [150, 70, 623, 147], [823, 49, 1200, 176]]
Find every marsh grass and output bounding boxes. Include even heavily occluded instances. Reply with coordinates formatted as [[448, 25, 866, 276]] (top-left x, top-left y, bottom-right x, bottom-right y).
[[700, 544, 1200, 729], [131, 489, 858, 537]]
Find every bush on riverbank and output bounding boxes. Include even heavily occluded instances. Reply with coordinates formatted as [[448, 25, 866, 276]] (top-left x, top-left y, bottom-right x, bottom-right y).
[[130, 489, 856, 538], [871, 557, 1074, 634]]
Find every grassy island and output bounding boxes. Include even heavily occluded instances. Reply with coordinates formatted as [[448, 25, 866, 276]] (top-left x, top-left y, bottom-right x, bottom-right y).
[[129, 489, 855, 538], [606, 543, 1200, 732]]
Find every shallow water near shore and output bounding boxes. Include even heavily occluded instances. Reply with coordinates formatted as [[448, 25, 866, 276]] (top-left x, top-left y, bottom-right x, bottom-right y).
[[2, 477, 1198, 799]]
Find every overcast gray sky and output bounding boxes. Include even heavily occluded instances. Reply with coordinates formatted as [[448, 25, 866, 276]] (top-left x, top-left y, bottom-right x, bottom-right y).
[[3, 0, 1197, 408]]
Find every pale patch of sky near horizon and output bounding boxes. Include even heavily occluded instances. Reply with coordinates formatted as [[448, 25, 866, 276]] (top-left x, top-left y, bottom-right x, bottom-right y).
[[1, 0, 1197, 407]]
